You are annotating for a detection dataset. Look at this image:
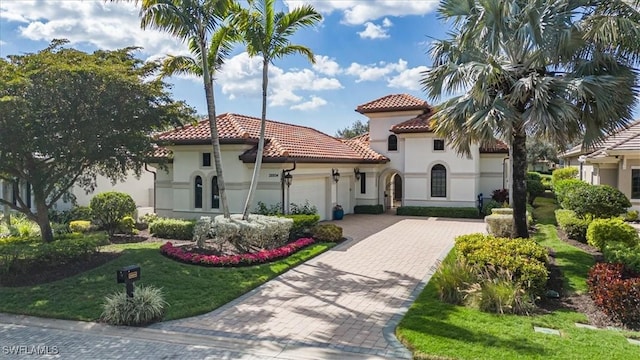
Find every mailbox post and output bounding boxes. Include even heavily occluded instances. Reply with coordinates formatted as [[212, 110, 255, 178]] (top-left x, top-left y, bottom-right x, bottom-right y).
[[116, 265, 140, 298]]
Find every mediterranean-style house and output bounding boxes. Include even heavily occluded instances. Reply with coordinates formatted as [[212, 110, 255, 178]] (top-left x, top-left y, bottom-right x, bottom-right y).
[[560, 120, 640, 211], [151, 94, 509, 221]]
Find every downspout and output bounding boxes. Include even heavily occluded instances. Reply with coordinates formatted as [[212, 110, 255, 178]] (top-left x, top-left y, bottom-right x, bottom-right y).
[[144, 164, 157, 213], [502, 157, 510, 190]]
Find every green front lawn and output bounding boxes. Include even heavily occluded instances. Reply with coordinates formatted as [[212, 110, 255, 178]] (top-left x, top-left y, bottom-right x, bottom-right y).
[[397, 223, 638, 359], [0, 241, 332, 321]]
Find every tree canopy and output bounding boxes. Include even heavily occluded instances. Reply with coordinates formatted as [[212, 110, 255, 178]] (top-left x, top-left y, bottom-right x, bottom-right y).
[[335, 119, 369, 139], [422, 0, 640, 238], [0, 40, 193, 242]]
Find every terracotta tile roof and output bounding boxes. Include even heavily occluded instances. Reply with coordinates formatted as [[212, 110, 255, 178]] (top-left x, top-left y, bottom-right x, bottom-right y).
[[560, 120, 640, 158], [356, 94, 431, 114], [151, 147, 171, 159], [342, 133, 390, 161], [480, 140, 509, 154], [156, 113, 388, 164], [391, 112, 434, 133]]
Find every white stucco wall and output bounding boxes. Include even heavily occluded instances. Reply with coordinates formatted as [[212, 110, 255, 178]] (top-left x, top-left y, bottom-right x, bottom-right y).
[[479, 154, 508, 197]]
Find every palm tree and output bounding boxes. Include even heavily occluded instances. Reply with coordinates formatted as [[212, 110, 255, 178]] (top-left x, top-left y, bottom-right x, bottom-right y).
[[422, 0, 639, 238], [121, 0, 238, 218], [237, 0, 322, 220]]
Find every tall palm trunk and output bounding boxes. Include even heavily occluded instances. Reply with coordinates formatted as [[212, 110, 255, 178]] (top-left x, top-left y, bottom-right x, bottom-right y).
[[200, 38, 230, 218], [511, 127, 529, 238], [242, 58, 269, 220]]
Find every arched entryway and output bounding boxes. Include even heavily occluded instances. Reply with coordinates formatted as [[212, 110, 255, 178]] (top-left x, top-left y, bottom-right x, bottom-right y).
[[379, 169, 403, 210]]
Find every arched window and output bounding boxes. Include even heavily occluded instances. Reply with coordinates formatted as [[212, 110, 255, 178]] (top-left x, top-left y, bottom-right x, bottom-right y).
[[194, 176, 203, 209], [431, 164, 446, 198], [211, 176, 220, 209], [388, 134, 398, 151]]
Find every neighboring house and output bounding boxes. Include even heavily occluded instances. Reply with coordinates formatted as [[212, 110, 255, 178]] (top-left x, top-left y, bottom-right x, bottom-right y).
[[528, 160, 557, 174], [0, 170, 156, 215], [152, 94, 509, 220], [560, 120, 640, 211]]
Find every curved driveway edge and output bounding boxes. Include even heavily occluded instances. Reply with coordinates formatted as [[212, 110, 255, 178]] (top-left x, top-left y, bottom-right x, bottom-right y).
[[152, 214, 487, 359]]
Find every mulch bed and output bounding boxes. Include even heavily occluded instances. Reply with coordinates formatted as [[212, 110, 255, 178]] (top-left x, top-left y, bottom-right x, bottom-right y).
[[0, 230, 179, 288], [539, 227, 628, 330], [0, 252, 122, 287]]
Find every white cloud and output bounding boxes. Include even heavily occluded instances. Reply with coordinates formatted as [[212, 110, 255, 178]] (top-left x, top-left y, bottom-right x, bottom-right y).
[[290, 96, 328, 111], [0, 1, 187, 60], [388, 66, 429, 90], [283, 0, 439, 25], [217, 52, 342, 107], [345, 59, 408, 82], [382, 17, 393, 27], [0, 40, 6, 46], [358, 22, 389, 39], [313, 55, 341, 76]]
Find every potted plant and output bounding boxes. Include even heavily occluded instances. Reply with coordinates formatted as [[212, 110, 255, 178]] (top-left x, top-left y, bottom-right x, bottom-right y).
[[332, 204, 344, 220]]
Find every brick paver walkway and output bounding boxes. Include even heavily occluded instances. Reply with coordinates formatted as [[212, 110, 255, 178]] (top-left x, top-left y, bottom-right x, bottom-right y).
[[152, 214, 487, 358]]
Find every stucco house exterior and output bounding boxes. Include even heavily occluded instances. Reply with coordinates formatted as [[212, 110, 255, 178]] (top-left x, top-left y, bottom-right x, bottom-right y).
[[151, 94, 509, 221], [560, 120, 640, 211]]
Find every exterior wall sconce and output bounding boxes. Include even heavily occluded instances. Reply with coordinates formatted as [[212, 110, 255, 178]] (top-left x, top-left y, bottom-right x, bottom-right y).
[[332, 168, 340, 183], [354, 168, 361, 180]]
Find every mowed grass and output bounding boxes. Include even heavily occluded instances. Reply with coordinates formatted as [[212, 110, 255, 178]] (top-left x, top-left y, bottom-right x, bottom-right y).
[[0, 241, 332, 321], [396, 195, 639, 359]]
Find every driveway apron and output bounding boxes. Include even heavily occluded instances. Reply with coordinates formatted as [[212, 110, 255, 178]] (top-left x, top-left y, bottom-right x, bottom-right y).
[[152, 214, 486, 358]]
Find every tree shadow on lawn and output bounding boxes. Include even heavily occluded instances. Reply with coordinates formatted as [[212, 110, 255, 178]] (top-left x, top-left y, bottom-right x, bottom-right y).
[[398, 286, 550, 357]]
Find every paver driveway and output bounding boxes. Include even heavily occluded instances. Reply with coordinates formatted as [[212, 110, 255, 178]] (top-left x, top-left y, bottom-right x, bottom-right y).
[[152, 214, 486, 358]]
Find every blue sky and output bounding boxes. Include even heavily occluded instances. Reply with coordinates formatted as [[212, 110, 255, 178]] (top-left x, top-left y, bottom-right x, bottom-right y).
[[1, 1, 638, 136]]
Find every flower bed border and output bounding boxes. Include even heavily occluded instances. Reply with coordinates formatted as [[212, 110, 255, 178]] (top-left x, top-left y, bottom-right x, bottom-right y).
[[160, 237, 316, 267]]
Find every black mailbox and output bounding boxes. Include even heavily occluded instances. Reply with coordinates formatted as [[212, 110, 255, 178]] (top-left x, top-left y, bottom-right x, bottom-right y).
[[117, 265, 141, 283]]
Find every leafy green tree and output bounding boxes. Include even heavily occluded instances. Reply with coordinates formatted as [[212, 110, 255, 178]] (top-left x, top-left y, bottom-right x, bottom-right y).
[[0, 41, 192, 242], [422, 0, 640, 238], [237, 0, 322, 220], [335, 119, 369, 139], [129, 0, 240, 218], [526, 138, 559, 168]]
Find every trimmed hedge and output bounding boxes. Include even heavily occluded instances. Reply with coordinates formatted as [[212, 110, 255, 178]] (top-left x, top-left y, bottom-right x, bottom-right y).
[[588, 263, 640, 328], [149, 218, 196, 240], [586, 217, 639, 250], [280, 214, 320, 240], [397, 206, 480, 219], [562, 185, 631, 218], [455, 233, 549, 294], [551, 167, 578, 187], [69, 220, 92, 233], [603, 243, 640, 273], [554, 179, 589, 206], [311, 223, 343, 242], [354, 205, 384, 214], [555, 209, 589, 243]]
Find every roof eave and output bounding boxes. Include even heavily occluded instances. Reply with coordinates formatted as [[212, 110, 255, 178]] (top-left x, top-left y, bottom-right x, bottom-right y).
[[239, 156, 389, 164]]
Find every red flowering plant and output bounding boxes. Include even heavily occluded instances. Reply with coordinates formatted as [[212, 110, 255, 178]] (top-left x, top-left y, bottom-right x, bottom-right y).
[[160, 237, 315, 267], [587, 262, 640, 328]]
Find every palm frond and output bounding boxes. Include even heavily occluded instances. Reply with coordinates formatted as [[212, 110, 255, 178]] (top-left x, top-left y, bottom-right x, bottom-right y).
[[160, 55, 201, 78]]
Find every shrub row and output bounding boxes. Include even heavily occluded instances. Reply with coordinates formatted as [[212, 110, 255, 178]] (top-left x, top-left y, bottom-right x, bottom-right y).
[[562, 185, 631, 218], [353, 205, 384, 214], [455, 233, 549, 293], [280, 214, 320, 240], [586, 217, 639, 250], [551, 167, 578, 187], [397, 206, 480, 219], [149, 218, 196, 240], [555, 209, 589, 243], [587, 263, 640, 328], [0, 233, 106, 273]]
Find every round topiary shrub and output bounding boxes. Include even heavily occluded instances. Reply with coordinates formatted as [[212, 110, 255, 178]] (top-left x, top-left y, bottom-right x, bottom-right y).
[[311, 223, 343, 242], [69, 220, 91, 233], [90, 192, 136, 236], [554, 179, 589, 206], [562, 185, 631, 218], [101, 285, 168, 326], [586, 217, 639, 250]]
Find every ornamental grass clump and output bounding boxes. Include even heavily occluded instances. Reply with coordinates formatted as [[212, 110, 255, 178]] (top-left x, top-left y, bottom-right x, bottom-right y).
[[101, 285, 168, 326]]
